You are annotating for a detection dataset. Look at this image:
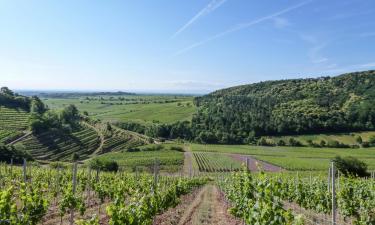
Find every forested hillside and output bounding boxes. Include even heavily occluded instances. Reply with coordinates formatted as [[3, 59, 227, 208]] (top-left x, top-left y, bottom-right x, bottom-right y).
[[192, 70, 375, 144]]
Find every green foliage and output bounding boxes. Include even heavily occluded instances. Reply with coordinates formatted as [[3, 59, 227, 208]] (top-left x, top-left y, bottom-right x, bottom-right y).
[[355, 135, 363, 144], [333, 156, 369, 177], [0, 144, 33, 164], [192, 71, 375, 143], [89, 158, 119, 172]]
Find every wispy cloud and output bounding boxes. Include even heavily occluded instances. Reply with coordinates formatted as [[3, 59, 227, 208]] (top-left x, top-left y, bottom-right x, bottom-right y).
[[308, 43, 329, 64], [171, 0, 227, 39], [173, 0, 313, 56], [359, 62, 375, 68], [273, 17, 291, 29]]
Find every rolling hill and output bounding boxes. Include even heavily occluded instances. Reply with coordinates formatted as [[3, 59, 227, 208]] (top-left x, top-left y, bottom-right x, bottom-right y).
[[192, 70, 375, 144]]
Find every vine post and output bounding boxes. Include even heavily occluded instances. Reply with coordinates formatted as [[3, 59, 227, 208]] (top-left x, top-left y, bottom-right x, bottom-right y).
[[70, 162, 78, 225], [23, 158, 27, 183], [331, 162, 336, 225]]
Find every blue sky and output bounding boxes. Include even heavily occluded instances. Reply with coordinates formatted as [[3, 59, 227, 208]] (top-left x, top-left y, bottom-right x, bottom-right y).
[[1, 0, 375, 93]]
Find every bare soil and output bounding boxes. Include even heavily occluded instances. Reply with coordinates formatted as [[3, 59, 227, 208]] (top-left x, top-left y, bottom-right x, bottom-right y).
[[229, 154, 283, 172], [153, 185, 242, 225]]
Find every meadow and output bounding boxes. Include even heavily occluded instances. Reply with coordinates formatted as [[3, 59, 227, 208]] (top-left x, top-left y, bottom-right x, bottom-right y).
[[190, 143, 375, 171], [93, 143, 185, 172], [43, 95, 196, 124]]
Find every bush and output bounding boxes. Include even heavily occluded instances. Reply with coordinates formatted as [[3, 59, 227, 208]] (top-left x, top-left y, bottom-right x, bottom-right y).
[[369, 135, 375, 145], [355, 136, 363, 144], [333, 156, 369, 177], [89, 158, 119, 172], [288, 138, 303, 147], [170, 146, 184, 151], [361, 142, 370, 148], [0, 144, 33, 164], [277, 139, 286, 146], [257, 137, 274, 146], [327, 140, 349, 148]]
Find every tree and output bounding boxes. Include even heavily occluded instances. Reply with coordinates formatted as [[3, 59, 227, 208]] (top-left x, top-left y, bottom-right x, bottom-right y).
[[0, 87, 14, 96], [333, 156, 369, 177], [30, 96, 47, 114], [355, 136, 363, 144], [60, 104, 80, 126]]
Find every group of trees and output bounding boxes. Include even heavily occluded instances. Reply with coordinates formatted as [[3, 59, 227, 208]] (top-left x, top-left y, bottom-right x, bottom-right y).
[[29, 104, 81, 134], [190, 71, 375, 144], [0, 144, 33, 163]]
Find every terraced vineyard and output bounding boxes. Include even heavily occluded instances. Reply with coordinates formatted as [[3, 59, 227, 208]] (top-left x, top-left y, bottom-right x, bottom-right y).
[[0, 129, 23, 144], [0, 106, 29, 130], [101, 127, 148, 153], [15, 125, 100, 161], [193, 152, 242, 172]]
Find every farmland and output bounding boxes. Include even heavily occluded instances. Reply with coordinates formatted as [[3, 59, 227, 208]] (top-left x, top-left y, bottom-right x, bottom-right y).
[[14, 125, 101, 161], [190, 143, 375, 171], [92, 144, 185, 172], [193, 152, 242, 172], [43, 95, 196, 124]]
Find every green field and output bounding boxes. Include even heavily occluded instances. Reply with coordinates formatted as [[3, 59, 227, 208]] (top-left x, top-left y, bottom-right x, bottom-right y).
[[190, 144, 375, 171], [193, 152, 241, 172], [263, 131, 375, 146], [93, 143, 184, 172], [43, 95, 196, 124]]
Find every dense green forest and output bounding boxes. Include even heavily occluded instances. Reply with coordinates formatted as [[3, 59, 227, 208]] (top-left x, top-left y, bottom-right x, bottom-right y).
[[191, 70, 375, 144]]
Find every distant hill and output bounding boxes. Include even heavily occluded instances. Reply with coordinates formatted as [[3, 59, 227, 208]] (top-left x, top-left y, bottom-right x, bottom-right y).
[[22, 91, 136, 98], [192, 70, 375, 144]]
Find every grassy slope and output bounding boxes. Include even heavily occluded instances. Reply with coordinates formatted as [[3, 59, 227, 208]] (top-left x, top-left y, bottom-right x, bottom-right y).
[[190, 144, 375, 171], [44, 96, 196, 124], [15, 125, 100, 161], [0, 106, 29, 144], [264, 131, 375, 145], [93, 143, 184, 172]]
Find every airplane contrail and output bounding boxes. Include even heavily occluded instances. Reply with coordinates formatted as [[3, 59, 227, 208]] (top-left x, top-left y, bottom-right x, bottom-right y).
[[171, 0, 227, 39], [173, 0, 313, 56]]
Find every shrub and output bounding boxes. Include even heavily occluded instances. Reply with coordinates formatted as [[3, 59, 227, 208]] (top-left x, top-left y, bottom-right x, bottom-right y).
[[89, 158, 119, 172], [277, 139, 286, 146], [288, 138, 303, 147], [369, 135, 375, 145], [257, 137, 274, 146], [320, 140, 326, 147], [333, 156, 369, 177], [361, 142, 370, 148], [355, 136, 363, 144], [327, 140, 349, 148], [170, 146, 184, 151]]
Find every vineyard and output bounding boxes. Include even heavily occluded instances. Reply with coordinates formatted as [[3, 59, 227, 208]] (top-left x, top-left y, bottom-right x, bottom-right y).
[[219, 168, 375, 225], [193, 152, 242, 172], [0, 163, 207, 225], [14, 125, 100, 161], [98, 125, 149, 153], [0, 106, 30, 130]]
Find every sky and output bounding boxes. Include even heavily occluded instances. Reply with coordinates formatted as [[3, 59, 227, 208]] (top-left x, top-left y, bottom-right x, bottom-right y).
[[0, 0, 375, 93]]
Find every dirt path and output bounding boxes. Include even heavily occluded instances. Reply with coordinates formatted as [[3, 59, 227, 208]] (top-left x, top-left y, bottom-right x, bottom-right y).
[[154, 185, 241, 225], [230, 154, 283, 172], [7, 131, 32, 145], [83, 122, 105, 156]]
